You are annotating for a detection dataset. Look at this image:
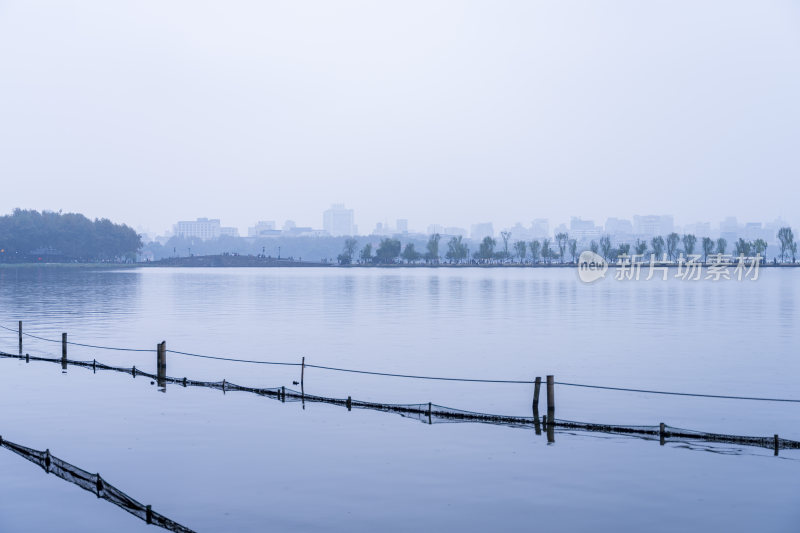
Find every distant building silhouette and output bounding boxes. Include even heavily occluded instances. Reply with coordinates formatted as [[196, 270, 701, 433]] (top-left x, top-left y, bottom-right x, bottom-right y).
[[323, 204, 355, 236], [175, 218, 238, 240], [248, 220, 276, 237], [471, 222, 494, 241]]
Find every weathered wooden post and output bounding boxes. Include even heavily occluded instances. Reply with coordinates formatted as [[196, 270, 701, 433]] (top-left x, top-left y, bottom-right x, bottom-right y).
[[546, 375, 555, 423], [156, 341, 166, 390], [146, 505, 153, 524], [532, 376, 542, 435], [427, 402, 432, 424], [301, 356, 305, 388], [281, 385, 286, 402], [61, 333, 67, 371], [18, 320, 22, 355], [346, 396, 352, 411], [95, 474, 104, 497], [659, 423, 666, 445], [774, 434, 779, 456]]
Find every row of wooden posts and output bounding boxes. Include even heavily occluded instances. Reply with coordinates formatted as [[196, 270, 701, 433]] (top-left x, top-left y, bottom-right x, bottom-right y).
[[17, 321, 169, 386], [13, 322, 783, 454]]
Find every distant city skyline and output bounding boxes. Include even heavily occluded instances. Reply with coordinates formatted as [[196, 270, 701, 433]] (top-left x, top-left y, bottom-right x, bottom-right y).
[[161, 210, 793, 247]]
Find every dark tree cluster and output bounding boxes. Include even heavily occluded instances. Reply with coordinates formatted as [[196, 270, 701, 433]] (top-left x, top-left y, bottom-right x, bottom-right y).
[[0, 209, 142, 262]]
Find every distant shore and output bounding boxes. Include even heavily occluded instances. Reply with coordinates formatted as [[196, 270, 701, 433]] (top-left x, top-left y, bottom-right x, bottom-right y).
[[1, 254, 798, 269]]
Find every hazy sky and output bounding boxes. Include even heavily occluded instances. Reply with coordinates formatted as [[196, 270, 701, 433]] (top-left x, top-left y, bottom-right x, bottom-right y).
[[1, 1, 798, 235]]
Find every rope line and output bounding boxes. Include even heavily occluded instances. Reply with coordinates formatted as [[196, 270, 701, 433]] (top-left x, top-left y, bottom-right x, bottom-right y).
[[166, 349, 300, 366], [3, 321, 800, 403], [553, 382, 800, 403], [303, 363, 531, 383]]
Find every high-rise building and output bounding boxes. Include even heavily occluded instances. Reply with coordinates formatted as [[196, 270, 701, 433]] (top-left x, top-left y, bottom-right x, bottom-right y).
[[531, 219, 550, 238], [175, 218, 222, 240], [634, 215, 674, 238], [471, 222, 494, 241], [323, 204, 356, 236], [569, 217, 602, 242]]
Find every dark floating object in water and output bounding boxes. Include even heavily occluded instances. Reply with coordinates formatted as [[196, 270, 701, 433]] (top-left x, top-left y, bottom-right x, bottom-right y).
[[0, 434, 195, 532]]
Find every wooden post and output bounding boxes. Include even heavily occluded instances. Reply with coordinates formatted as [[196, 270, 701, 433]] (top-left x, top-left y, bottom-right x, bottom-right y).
[[146, 505, 153, 524], [18, 320, 22, 355], [427, 402, 432, 424], [546, 418, 555, 443], [533, 376, 541, 411], [25, 353, 29, 363], [281, 385, 285, 402], [301, 356, 305, 388], [92, 359, 96, 373], [45, 448, 51, 472], [132, 365, 136, 378], [346, 396, 352, 411], [156, 341, 166, 390], [61, 332, 67, 369], [222, 379, 226, 393], [774, 434, 779, 456], [96, 474, 103, 497], [546, 375, 555, 423], [659, 423, 666, 445]]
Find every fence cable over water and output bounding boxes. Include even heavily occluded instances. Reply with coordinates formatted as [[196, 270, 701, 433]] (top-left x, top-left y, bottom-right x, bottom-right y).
[[0, 434, 195, 532], [1, 349, 797, 455], [2, 321, 799, 403]]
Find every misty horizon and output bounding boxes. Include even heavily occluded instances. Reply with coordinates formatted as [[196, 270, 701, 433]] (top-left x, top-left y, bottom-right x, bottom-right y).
[[1, 1, 798, 235]]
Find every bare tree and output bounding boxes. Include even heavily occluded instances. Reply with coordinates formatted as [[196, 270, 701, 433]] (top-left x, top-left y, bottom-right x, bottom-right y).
[[555, 232, 569, 263], [500, 231, 512, 260], [682, 234, 697, 257], [529, 240, 541, 263], [701, 237, 714, 262], [778, 227, 795, 263], [513, 240, 527, 262], [651, 236, 665, 259], [666, 232, 680, 261], [541, 238, 552, 263], [599, 235, 612, 260]]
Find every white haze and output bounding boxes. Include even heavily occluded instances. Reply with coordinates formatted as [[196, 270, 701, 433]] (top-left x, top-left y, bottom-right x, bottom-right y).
[[0, 1, 798, 235]]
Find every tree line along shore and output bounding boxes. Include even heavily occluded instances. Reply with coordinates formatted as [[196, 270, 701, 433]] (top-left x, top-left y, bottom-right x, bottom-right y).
[[0, 209, 796, 266]]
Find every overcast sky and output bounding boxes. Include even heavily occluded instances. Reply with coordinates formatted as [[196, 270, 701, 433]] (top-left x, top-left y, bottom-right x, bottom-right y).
[[0, 1, 798, 235]]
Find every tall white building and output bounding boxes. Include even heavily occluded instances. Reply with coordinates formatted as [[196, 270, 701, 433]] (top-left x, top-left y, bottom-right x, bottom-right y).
[[175, 218, 221, 240], [175, 218, 238, 240], [323, 204, 355, 236], [633, 215, 674, 238]]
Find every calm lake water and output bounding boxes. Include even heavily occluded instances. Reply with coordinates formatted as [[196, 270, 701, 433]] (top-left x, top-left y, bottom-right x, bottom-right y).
[[0, 266, 798, 531]]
